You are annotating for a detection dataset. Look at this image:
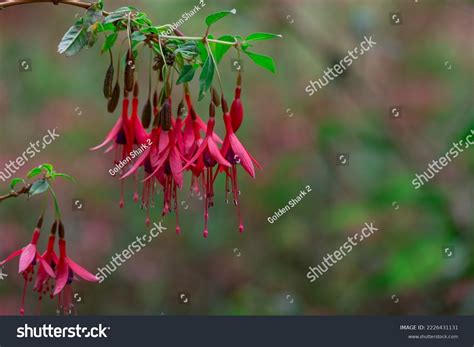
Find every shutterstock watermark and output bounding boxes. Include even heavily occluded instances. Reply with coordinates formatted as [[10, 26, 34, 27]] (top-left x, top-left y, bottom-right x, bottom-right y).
[[96, 221, 167, 283], [0, 128, 60, 182], [305, 35, 377, 96], [306, 221, 379, 282], [412, 129, 474, 189], [17, 323, 109, 338]]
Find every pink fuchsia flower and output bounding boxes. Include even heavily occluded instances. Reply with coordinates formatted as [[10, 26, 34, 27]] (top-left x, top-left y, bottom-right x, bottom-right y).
[[0, 216, 54, 315], [91, 94, 134, 208], [34, 227, 59, 302], [144, 98, 187, 234], [182, 102, 231, 238], [219, 97, 261, 233], [130, 83, 151, 202], [54, 223, 98, 315]]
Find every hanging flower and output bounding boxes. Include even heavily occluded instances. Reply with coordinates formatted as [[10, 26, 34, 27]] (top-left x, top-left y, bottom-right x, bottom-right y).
[[182, 102, 231, 238], [34, 222, 59, 303], [0, 216, 54, 315], [91, 92, 134, 208], [54, 223, 98, 315], [220, 97, 261, 233]]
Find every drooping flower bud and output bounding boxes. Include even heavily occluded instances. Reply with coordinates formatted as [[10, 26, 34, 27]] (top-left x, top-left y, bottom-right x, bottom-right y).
[[160, 99, 172, 131], [124, 50, 135, 92], [212, 88, 221, 107], [103, 58, 114, 99], [142, 100, 152, 129], [209, 101, 216, 119], [107, 81, 120, 113]]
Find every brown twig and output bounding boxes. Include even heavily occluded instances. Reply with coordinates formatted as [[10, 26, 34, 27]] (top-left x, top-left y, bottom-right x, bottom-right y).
[[0, 184, 31, 203], [0, 0, 185, 37]]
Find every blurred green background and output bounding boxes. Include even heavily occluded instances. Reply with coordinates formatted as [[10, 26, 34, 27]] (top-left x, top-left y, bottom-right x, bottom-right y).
[[0, 0, 473, 315]]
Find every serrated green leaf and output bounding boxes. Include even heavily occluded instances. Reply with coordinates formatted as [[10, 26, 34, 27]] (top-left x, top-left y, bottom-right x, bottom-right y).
[[102, 32, 118, 53], [29, 179, 50, 197], [245, 32, 282, 42], [40, 164, 53, 174], [177, 65, 197, 84], [214, 35, 235, 63], [58, 19, 89, 57], [27, 167, 43, 179], [10, 178, 25, 190], [205, 9, 236, 27], [198, 56, 215, 101], [243, 50, 276, 73]]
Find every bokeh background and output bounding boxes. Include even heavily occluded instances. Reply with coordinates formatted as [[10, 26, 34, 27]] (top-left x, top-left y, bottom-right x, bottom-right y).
[[0, 0, 473, 315]]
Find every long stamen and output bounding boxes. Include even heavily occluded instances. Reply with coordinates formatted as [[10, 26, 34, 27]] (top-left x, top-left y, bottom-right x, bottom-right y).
[[133, 171, 139, 202], [231, 166, 244, 233]]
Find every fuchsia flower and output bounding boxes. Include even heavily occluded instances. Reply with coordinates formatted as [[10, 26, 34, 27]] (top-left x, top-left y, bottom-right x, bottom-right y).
[[219, 97, 261, 233], [54, 225, 98, 315], [129, 84, 151, 203], [182, 102, 231, 238], [142, 98, 186, 234], [91, 93, 133, 208], [0, 217, 54, 315], [34, 233, 58, 302]]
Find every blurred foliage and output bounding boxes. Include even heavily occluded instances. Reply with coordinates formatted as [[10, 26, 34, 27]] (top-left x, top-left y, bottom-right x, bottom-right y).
[[0, 0, 473, 315]]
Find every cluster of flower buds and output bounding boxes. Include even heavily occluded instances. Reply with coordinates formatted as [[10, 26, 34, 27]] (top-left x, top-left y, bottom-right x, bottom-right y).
[[0, 217, 98, 315], [93, 70, 260, 237]]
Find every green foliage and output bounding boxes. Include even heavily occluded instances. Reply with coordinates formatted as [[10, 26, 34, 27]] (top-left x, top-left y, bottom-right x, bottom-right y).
[[57, 4, 280, 95], [205, 9, 236, 27], [243, 51, 276, 73], [9, 178, 25, 190], [28, 179, 50, 197], [198, 56, 215, 101], [177, 65, 197, 84]]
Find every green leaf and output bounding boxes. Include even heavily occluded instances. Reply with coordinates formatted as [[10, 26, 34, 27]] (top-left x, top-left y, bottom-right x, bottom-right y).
[[40, 164, 53, 174], [102, 32, 118, 52], [243, 50, 276, 73], [53, 173, 76, 183], [131, 31, 146, 42], [205, 9, 236, 27], [214, 35, 235, 63], [245, 32, 282, 42], [27, 167, 43, 179], [10, 178, 25, 190], [97, 22, 116, 33], [197, 41, 208, 64], [103, 6, 136, 24], [177, 65, 197, 84], [57, 19, 89, 57], [29, 179, 50, 197], [198, 56, 215, 101]]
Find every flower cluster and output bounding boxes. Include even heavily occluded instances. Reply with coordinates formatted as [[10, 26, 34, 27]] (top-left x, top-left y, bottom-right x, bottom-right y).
[[93, 73, 259, 237], [0, 217, 98, 315]]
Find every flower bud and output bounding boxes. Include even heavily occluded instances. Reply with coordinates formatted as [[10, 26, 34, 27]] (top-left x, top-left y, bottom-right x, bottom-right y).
[[103, 60, 114, 99], [142, 100, 152, 129], [160, 99, 172, 131], [107, 82, 120, 113]]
